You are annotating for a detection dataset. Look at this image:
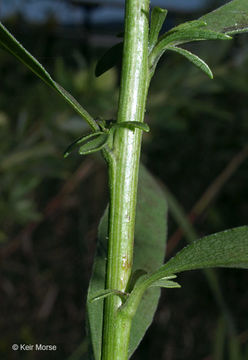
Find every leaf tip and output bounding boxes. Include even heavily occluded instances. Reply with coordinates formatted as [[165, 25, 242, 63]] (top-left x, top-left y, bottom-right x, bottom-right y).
[[143, 123, 150, 132], [207, 67, 214, 79], [153, 6, 168, 14]]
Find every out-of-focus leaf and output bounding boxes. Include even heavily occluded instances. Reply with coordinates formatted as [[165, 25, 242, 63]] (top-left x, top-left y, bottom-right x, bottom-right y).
[[0, 231, 7, 243], [200, 0, 248, 35], [128, 165, 167, 358], [0, 144, 56, 170], [86, 165, 168, 360], [0, 22, 97, 129], [213, 318, 226, 360], [95, 42, 123, 77]]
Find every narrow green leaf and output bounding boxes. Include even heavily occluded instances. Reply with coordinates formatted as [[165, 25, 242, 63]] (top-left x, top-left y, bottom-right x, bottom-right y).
[[159, 28, 231, 48], [166, 45, 213, 79], [79, 133, 109, 155], [151, 226, 248, 282], [0, 21, 97, 130], [149, 7, 168, 51], [150, 27, 231, 70], [113, 121, 150, 132], [169, 19, 207, 33], [149, 274, 180, 288], [86, 165, 168, 360], [213, 317, 226, 360], [200, 0, 248, 35], [158, 275, 177, 280], [89, 289, 128, 303], [95, 42, 123, 77], [150, 279, 181, 288], [64, 132, 109, 157], [122, 226, 248, 325]]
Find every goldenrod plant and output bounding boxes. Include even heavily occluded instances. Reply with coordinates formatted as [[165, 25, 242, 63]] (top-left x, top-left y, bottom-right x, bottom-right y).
[[1, 1, 248, 359]]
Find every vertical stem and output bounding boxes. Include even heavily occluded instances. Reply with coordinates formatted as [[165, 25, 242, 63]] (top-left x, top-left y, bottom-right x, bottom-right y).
[[101, 0, 150, 359]]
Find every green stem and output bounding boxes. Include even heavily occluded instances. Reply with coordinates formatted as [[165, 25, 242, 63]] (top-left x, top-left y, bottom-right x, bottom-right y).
[[101, 0, 150, 359]]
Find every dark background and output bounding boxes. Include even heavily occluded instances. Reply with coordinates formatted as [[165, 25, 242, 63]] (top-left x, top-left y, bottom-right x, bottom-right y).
[[0, 1, 248, 359]]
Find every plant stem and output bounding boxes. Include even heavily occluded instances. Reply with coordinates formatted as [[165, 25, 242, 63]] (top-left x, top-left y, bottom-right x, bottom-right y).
[[101, 0, 150, 359]]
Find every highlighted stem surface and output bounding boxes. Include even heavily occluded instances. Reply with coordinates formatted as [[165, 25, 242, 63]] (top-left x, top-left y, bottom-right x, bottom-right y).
[[101, 0, 150, 359]]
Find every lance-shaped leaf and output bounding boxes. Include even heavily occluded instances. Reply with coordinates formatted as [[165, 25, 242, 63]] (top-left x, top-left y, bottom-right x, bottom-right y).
[[149, 7, 168, 52], [150, 275, 181, 289], [139, 226, 248, 292], [95, 42, 123, 77], [64, 132, 109, 157], [169, 19, 207, 33], [113, 121, 150, 133], [150, 0, 248, 71], [121, 226, 248, 323], [157, 23, 231, 48], [149, 27, 231, 70], [150, 279, 181, 288], [166, 45, 213, 79], [200, 0, 248, 35], [86, 165, 168, 360], [0, 21, 97, 130]]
